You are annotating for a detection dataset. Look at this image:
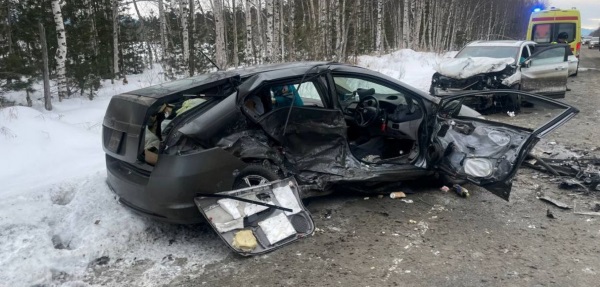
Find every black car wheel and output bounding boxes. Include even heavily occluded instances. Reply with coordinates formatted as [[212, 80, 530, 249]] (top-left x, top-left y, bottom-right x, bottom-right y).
[[233, 165, 281, 189]]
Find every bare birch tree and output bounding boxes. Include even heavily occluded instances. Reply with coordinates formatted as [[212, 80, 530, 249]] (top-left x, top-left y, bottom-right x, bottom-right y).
[[112, 0, 120, 79], [402, 0, 410, 48], [375, 0, 383, 53], [159, 0, 168, 62], [272, 0, 280, 62], [265, 0, 273, 62], [180, 0, 190, 75], [244, 0, 254, 64], [232, 0, 239, 67], [51, 0, 68, 101], [214, 0, 227, 68]]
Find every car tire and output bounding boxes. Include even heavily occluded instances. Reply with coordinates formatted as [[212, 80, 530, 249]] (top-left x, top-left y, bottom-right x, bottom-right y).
[[232, 164, 281, 190]]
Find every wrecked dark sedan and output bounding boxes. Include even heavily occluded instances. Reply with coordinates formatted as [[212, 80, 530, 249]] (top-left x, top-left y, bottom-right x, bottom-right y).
[[103, 62, 578, 226], [430, 40, 576, 98]]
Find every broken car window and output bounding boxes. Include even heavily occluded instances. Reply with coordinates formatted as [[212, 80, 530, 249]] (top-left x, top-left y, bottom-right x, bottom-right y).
[[455, 46, 519, 61], [530, 47, 566, 67]]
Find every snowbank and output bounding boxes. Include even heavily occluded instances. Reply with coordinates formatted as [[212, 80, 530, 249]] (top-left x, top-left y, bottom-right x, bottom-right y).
[[357, 49, 456, 92], [0, 51, 445, 285]]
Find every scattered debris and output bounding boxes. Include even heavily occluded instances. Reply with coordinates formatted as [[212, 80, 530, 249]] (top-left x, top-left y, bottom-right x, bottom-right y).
[[538, 195, 571, 209], [400, 199, 414, 203], [440, 186, 450, 193], [408, 219, 417, 224], [524, 154, 600, 192], [574, 202, 600, 217], [364, 197, 370, 200], [389, 191, 406, 199], [507, 111, 516, 117], [453, 184, 470, 198], [546, 209, 556, 219], [324, 209, 333, 219]]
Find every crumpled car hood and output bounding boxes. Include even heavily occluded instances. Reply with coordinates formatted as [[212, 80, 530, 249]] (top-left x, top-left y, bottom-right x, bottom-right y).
[[435, 57, 515, 79]]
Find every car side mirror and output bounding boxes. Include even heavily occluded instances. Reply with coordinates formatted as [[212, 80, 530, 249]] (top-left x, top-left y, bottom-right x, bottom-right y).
[[523, 59, 532, 68]]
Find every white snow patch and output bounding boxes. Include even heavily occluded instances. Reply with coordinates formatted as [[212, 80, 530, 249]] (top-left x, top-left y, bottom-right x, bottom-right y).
[[357, 49, 452, 92]]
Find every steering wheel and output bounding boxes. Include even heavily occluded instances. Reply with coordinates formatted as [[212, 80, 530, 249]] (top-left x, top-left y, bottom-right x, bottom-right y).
[[354, 95, 380, 127]]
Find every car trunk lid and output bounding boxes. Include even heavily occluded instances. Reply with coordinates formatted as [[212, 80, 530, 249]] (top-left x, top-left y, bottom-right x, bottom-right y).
[[102, 73, 242, 165]]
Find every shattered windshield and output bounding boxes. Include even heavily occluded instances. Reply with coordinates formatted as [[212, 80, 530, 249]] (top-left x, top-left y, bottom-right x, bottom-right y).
[[456, 46, 519, 61]]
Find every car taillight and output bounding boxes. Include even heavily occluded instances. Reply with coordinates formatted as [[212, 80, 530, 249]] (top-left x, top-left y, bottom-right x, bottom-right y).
[[576, 42, 581, 51]]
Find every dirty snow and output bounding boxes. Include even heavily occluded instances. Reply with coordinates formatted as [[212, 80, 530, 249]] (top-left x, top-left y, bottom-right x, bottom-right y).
[[0, 51, 439, 286], [435, 57, 515, 79]]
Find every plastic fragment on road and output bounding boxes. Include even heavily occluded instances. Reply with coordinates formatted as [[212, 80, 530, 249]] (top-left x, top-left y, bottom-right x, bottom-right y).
[[539, 195, 571, 209], [389, 191, 406, 199], [440, 186, 450, 193], [453, 184, 470, 198]]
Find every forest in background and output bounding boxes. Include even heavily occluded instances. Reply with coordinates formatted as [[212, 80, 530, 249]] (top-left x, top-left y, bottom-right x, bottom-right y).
[[0, 0, 553, 108]]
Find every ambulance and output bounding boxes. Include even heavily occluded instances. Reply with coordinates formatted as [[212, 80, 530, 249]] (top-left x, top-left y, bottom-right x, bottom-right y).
[[526, 7, 581, 75]]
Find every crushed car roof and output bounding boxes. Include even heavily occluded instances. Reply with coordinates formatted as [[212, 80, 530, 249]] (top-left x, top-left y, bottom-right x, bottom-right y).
[[127, 62, 329, 98]]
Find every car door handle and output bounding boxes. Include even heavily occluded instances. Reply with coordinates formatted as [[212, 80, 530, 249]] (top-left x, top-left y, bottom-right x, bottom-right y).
[[555, 67, 565, 71]]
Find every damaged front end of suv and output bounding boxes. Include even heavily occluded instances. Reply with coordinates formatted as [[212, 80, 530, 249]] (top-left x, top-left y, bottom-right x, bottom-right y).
[[430, 57, 519, 96]]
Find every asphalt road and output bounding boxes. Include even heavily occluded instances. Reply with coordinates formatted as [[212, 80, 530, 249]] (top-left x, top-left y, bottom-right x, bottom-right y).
[[581, 44, 600, 70]]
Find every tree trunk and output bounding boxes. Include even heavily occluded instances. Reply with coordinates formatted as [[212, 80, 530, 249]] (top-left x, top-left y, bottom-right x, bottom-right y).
[[214, 0, 227, 69], [319, 0, 327, 59], [272, 0, 280, 62], [51, 0, 67, 101], [256, 0, 264, 63], [265, 0, 273, 62], [402, 0, 410, 48], [158, 0, 168, 63], [39, 23, 52, 111], [232, 0, 239, 66], [112, 0, 120, 79], [341, 0, 351, 60], [375, 0, 383, 54], [287, 0, 295, 61], [132, 0, 153, 69], [245, 0, 254, 64], [180, 0, 190, 75], [189, 0, 195, 75], [334, 0, 341, 60]]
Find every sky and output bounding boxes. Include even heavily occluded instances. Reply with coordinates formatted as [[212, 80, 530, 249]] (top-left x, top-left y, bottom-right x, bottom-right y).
[[549, 0, 600, 29]]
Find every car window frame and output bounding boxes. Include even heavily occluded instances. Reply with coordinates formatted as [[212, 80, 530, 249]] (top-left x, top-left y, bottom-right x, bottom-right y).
[[240, 76, 331, 123]]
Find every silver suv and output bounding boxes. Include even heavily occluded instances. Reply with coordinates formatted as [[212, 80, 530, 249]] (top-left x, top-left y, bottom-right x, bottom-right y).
[[430, 40, 576, 98]]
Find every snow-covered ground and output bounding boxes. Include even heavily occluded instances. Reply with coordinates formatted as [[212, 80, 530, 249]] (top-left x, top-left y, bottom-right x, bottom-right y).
[[0, 50, 448, 286]]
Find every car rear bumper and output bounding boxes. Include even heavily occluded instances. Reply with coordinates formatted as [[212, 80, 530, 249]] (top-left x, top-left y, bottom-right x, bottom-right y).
[[106, 155, 204, 224], [105, 147, 249, 224]]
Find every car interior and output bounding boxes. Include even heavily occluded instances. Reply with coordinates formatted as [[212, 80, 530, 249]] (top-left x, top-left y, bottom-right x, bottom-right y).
[[333, 77, 424, 164], [244, 76, 425, 165]]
